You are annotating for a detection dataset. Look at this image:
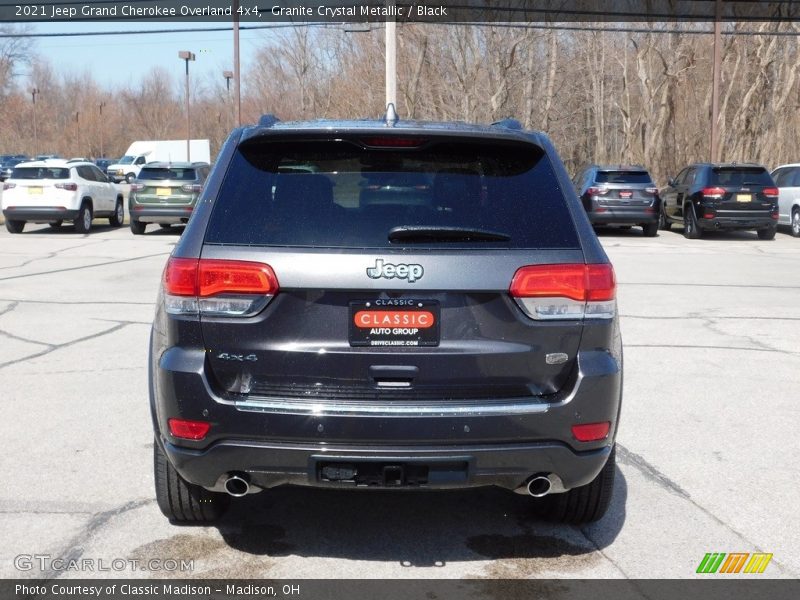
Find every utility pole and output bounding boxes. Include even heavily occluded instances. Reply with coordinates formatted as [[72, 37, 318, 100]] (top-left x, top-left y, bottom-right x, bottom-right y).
[[99, 102, 106, 158], [30, 87, 40, 155], [178, 50, 196, 161], [233, 0, 241, 127], [710, 0, 722, 162], [385, 0, 397, 112]]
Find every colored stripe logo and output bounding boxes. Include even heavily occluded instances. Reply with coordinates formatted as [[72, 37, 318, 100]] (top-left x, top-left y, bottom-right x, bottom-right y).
[[697, 552, 772, 574]]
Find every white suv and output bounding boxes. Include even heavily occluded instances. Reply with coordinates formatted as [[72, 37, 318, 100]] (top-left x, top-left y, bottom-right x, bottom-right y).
[[2, 160, 123, 233], [771, 164, 800, 237]]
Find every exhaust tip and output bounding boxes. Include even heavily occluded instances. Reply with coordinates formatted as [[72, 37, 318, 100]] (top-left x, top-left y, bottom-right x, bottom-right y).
[[526, 476, 552, 497], [224, 473, 250, 497]]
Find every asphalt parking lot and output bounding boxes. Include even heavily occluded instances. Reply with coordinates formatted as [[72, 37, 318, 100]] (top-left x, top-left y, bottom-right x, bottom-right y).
[[0, 221, 798, 580]]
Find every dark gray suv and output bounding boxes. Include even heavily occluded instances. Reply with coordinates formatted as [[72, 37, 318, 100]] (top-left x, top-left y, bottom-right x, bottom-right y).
[[575, 165, 660, 236], [149, 114, 623, 524]]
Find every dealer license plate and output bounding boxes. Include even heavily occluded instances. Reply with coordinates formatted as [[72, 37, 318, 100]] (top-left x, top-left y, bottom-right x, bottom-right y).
[[349, 300, 440, 347]]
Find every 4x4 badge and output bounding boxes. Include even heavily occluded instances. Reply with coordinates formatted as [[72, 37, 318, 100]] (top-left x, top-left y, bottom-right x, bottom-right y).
[[366, 259, 424, 283]]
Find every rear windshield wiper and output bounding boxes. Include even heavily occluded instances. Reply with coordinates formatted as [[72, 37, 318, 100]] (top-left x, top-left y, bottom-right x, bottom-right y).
[[388, 226, 511, 243]]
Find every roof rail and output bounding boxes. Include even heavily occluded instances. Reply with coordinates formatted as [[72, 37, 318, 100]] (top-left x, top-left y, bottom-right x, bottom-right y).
[[258, 114, 280, 128], [491, 118, 523, 131]]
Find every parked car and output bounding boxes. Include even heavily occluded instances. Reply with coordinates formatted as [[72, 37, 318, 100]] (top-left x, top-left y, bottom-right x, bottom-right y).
[[128, 162, 210, 234], [94, 158, 114, 172], [574, 165, 660, 236], [149, 113, 622, 525], [770, 163, 800, 237], [0, 157, 29, 181], [659, 163, 779, 240], [1, 159, 124, 233]]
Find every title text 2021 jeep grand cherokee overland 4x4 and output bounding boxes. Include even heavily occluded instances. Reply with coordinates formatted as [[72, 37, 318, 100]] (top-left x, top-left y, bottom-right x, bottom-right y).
[[149, 113, 623, 524]]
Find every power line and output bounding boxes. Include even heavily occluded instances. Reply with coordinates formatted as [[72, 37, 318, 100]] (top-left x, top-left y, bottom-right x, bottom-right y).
[[2, 22, 800, 39]]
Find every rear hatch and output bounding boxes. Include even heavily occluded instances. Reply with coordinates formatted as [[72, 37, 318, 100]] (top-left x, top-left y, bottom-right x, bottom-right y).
[[703, 166, 777, 215], [196, 133, 592, 403], [3, 166, 73, 205], [133, 166, 199, 205], [589, 169, 657, 209]]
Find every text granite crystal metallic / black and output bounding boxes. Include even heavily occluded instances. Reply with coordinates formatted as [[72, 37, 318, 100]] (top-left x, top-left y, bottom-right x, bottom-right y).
[[148, 111, 623, 524]]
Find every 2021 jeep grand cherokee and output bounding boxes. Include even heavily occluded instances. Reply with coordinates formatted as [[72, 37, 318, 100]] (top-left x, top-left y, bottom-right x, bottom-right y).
[[149, 113, 623, 524]]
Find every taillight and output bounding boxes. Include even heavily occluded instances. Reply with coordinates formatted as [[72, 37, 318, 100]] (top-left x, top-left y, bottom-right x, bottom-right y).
[[168, 418, 210, 440], [586, 186, 608, 196], [130, 183, 145, 191], [181, 183, 202, 193], [509, 263, 616, 320], [702, 187, 726, 198], [163, 257, 279, 317], [3, 183, 15, 190], [572, 422, 610, 442], [645, 187, 659, 195], [55, 183, 78, 191], [762, 187, 779, 199]]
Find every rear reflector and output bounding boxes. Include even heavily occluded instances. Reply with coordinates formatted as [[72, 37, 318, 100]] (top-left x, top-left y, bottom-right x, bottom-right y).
[[163, 257, 279, 316], [168, 418, 210, 440], [510, 264, 616, 320], [572, 422, 610, 442]]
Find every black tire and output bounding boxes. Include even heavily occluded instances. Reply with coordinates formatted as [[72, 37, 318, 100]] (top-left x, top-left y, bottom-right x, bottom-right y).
[[154, 438, 229, 523], [49, 220, 63, 229], [159, 223, 171, 230], [683, 204, 702, 239], [109, 198, 124, 227], [642, 222, 658, 237], [125, 172, 136, 184], [130, 220, 146, 235], [757, 226, 776, 241], [533, 446, 616, 524], [5, 219, 24, 234], [791, 208, 800, 238], [658, 206, 671, 231], [73, 202, 92, 233]]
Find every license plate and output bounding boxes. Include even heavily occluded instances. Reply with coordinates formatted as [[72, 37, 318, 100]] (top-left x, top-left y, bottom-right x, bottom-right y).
[[619, 191, 633, 198], [156, 188, 171, 197], [27, 187, 43, 195], [349, 300, 440, 347], [736, 194, 751, 203]]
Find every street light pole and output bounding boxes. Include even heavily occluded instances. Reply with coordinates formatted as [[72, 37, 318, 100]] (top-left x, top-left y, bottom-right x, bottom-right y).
[[30, 87, 40, 155], [178, 50, 196, 161], [223, 70, 234, 131]]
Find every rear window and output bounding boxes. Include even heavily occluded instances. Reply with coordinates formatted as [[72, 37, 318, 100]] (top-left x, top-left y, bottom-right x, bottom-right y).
[[139, 167, 197, 181], [709, 167, 774, 187], [11, 167, 70, 179], [205, 138, 580, 249], [595, 170, 652, 184]]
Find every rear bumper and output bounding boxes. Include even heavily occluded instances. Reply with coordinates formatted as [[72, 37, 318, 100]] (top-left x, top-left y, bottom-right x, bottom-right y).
[[588, 209, 657, 226], [130, 206, 194, 223], [698, 215, 775, 230], [153, 347, 622, 493], [162, 437, 613, 493], [2, 207, 79, 222]]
